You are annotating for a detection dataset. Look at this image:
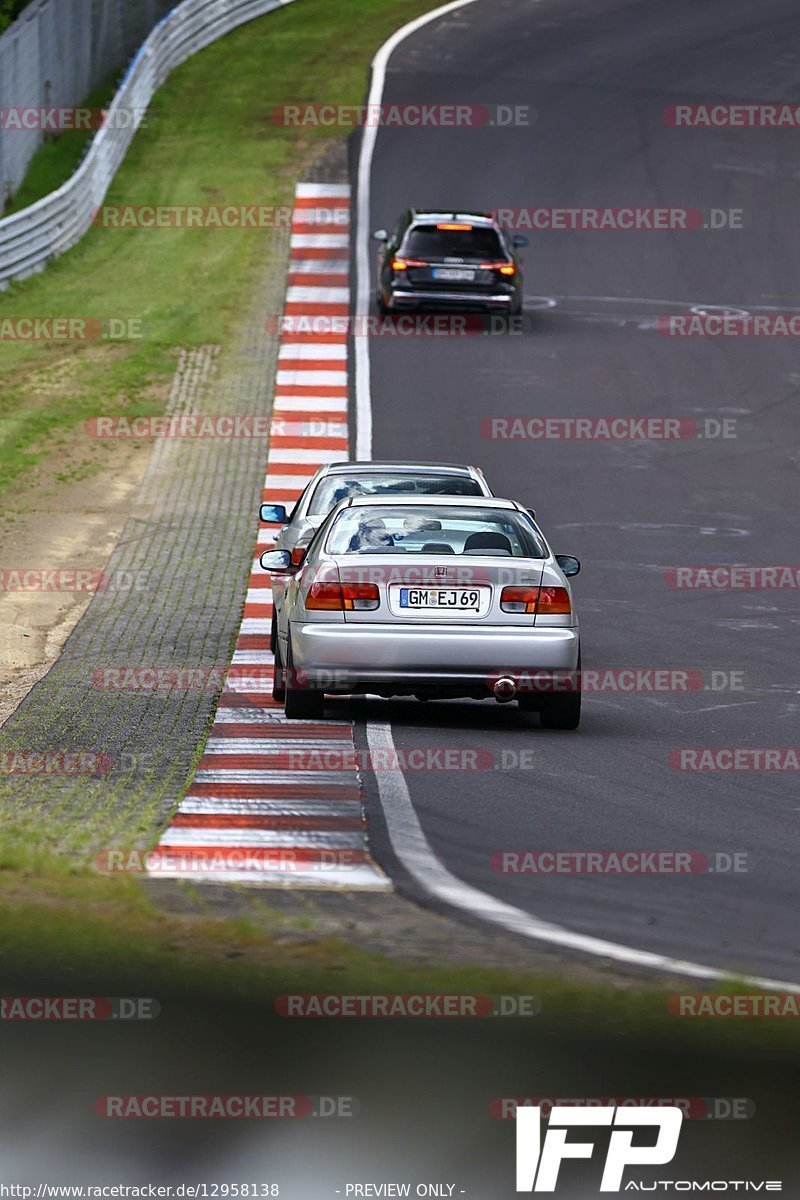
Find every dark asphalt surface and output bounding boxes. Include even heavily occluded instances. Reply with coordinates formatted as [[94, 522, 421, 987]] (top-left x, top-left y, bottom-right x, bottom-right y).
[[353, 0, 800, 981]]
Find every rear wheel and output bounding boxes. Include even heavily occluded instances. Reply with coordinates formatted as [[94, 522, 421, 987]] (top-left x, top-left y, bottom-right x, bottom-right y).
[[539, 690, 581, 730], [376, 286, 389, 315], [539, 650, 581, 730], [284, 639, 324, 719]]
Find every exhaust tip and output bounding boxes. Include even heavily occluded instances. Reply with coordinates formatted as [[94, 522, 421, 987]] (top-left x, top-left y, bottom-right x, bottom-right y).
[[493, 676, 517, 703]]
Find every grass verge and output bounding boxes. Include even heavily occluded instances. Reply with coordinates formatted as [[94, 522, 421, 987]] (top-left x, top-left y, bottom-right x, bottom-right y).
[[1, 870, 799, 1068]]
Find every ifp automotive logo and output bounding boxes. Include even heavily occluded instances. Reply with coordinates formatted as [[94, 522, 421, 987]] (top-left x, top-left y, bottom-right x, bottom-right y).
[[515, 1104, 682, 1191]]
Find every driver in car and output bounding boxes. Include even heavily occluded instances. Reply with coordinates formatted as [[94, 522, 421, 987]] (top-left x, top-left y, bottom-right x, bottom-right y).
[[347, 517, 395, 552]]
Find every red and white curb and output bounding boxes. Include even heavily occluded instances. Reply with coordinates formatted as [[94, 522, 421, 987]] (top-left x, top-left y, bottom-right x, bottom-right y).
[[150, 183, 388, 888]]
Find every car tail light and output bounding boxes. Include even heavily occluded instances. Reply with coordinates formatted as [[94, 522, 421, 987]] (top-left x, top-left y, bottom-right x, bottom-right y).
[[306, 582, 344, 610], [342, 583, 379, 611], [306, 582, 380, 611], [537, 587, 572, 615], [480, 260, 516, 276], [391, 257, 427, 271], [291, 546, 307, 565], [500, 586, 539, 614], [437, 223, 473, 230], [500, 586, 572, 615]]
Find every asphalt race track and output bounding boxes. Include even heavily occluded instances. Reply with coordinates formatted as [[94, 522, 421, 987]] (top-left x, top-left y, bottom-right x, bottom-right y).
[[353, 0, 800, 982]]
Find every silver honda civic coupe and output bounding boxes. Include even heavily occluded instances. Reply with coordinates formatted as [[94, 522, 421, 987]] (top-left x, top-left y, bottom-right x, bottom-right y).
[[261, 495, 581, 729], [260, 461, 496, 654], [260, 460, 493, 561]]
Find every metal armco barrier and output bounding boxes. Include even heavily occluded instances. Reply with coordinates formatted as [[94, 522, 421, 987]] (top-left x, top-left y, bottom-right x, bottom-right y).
[[0, 0, 297, 288]]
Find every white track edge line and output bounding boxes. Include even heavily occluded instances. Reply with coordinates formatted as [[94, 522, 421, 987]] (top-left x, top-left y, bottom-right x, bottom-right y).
[[366, 724, 800, 991]]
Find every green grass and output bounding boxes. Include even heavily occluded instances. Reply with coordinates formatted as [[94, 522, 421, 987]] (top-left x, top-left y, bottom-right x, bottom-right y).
[[2, 77, 121, 216], [0, 0, 26, 35], [0, 869, 798, 1065], [0, 0, 436, 496]]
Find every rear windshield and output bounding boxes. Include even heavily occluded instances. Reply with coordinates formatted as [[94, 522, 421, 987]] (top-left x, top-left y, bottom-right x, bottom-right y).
[[307, 473, 483, 516], [403, 225, 504, 260], [325, 506, 545, 557]]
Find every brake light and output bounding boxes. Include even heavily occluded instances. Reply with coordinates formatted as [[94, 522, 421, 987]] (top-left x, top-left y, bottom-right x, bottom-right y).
[[437, 223, 472, 230], [537, 587, 572, 615], [499, 586, 572, 615], [500, 586, 539, 614], [306, 582, 343, 610], [291, 546, 307, 565], [306, 582, 380, 611], [342, 583, 379, 611], [391, 257, 427, 271], [480, 260, 515, 276]]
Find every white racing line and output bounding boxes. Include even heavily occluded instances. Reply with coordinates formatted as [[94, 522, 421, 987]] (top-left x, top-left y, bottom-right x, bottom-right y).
[[353, 0, 800, 992]]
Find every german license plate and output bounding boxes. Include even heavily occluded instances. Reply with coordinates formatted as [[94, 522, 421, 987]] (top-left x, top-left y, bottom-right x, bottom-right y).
[[400, 588, 481, 610], [433, 268, 475, 282]]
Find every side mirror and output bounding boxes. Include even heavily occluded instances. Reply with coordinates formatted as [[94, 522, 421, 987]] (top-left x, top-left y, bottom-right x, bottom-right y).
[[512, 234, 529, 248], [372, 228, 389, 242], [260, 503, 287, 524], [556, 554, 580, 577], [260, 549, 292, 573]]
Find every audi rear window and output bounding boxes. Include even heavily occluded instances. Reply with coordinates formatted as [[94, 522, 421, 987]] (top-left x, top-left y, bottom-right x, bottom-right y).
[[403, 226, 505, 260]]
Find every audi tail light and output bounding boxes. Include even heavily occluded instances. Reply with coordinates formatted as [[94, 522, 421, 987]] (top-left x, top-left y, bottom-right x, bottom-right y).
[[480, 260, 516, 276], [391, 257, 428, 271]]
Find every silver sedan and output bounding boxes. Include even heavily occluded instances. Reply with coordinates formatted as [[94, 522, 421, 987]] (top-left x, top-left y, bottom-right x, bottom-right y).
[[261, 495, 581, 728], [260, 461, 495, 653]]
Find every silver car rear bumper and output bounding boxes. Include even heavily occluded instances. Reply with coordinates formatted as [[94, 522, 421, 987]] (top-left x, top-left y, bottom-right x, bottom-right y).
[[290, 622, 578, 686]]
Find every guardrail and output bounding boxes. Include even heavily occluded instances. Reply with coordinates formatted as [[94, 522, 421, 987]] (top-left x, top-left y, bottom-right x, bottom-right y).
[[0, 0, 296, 288]]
